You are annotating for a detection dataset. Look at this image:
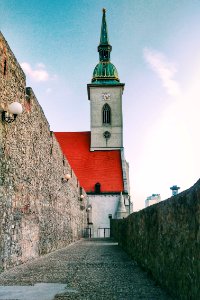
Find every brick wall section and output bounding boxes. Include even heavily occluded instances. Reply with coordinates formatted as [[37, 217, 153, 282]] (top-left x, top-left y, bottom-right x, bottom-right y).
[[111, 180, 200, 299], [0, 32, 87, 271]]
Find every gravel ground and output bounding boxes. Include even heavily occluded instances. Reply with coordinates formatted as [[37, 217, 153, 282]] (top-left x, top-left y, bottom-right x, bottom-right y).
[[0, 238, 172, 300]]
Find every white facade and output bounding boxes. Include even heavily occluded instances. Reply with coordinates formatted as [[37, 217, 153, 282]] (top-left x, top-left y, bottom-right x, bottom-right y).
[[87, 193, 130, 238]]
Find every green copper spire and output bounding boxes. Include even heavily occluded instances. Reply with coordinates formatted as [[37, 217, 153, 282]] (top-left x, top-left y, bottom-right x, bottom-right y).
[[92, 9, 120, 84], [98, 8, 112, 62], [100, 8, 109, 45]]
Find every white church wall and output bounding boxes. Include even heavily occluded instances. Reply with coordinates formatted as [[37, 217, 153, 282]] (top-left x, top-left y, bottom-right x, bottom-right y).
[[87, 194, 120, 238]]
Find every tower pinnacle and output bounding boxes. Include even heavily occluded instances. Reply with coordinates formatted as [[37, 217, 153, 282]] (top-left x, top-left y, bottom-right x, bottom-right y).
[[98, 8, 112, 62], [100, 8, 109, 46], [92, 9, 119, 83]]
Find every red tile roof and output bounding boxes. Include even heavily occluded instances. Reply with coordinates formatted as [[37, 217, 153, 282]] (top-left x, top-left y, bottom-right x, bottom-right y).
[[54, 132, 124, 193]]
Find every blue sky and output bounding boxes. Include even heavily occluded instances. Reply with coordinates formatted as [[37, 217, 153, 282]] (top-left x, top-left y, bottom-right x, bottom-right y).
[[1, 0, 200, 210]]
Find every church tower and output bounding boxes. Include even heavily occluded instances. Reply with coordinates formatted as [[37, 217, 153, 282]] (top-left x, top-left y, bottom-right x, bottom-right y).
[[55, 9, 132, 237], [87, 9, 125, 151]]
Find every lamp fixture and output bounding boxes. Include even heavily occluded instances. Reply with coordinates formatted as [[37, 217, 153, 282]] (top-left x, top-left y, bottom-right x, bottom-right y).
[[62, 173, 71, 182], [1, 102, 23, 123], [86, 205, 92, 212], [80, 194, 84, 201]]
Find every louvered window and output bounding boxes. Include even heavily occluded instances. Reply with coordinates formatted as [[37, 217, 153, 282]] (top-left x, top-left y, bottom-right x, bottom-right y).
[[102, 104, 111, 124]]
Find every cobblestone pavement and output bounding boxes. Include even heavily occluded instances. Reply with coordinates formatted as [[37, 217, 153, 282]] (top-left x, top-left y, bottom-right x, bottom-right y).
[[0, 239, 172, 300]]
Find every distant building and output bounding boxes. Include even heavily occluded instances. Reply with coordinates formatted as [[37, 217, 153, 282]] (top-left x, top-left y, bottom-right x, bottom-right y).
[[170, 185, 180, 196], [145, 194, 161, 207]]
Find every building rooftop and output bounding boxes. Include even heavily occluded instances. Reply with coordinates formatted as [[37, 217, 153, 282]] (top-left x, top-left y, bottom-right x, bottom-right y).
[[54, 131, 124, 193]]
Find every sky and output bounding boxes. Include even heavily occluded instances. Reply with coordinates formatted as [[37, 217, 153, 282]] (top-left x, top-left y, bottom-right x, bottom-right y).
[[1, 0, 200, 211]]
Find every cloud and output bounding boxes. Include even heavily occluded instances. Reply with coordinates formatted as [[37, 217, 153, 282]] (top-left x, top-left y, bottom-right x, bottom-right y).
[[36, 63, 46, 69], [143, 48, 180, 96], [21, 62, 50, 82]]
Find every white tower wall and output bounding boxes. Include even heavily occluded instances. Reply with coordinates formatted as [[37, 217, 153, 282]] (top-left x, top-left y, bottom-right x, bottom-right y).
[[88, 85, 124, 150]]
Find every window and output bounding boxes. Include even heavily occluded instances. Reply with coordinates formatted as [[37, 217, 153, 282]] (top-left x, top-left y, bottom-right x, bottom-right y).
[[102, 104, 111, 124], [103, 50, 108, 60], [3, 59, 7, 76], [95, 182, 101, 194], [24, 95, 31, 112]]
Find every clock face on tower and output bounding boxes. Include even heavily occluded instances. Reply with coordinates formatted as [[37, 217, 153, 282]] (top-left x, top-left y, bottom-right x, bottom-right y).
[[102, 93, 111, 101], [103, 131, 111, 139]]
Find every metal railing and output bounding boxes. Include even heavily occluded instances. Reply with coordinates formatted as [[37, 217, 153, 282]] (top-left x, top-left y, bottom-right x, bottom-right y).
[[97, 227, 110, 238]]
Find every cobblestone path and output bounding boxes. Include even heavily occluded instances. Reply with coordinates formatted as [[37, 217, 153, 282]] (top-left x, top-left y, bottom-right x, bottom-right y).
[[0, 239, 172, 300]]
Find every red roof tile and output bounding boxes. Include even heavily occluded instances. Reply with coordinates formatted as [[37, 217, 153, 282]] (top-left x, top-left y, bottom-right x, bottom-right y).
[[54, 132, 124, 193]]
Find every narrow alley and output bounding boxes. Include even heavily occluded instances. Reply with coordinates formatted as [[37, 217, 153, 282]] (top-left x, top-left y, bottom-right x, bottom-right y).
[[0, 239, 171, 300]]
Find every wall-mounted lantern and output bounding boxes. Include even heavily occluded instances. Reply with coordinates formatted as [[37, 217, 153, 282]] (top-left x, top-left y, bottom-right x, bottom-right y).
[[1, 102, 23, 123], [86, 205, 92, 225], [62, 173, 71, 182], [80, 194, 84, 201], [86, 205, 92, 212]]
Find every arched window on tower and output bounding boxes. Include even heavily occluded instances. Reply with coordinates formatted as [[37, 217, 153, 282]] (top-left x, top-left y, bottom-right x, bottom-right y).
[[102, 104, 111, 125]]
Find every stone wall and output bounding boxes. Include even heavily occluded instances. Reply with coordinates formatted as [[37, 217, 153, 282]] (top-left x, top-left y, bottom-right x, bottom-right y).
[[111, 180, 200, 299], [0, 32, 87, 271]]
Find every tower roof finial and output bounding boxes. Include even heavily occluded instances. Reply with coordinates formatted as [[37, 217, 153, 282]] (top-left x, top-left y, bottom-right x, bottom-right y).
[[91, 9, 120, 83], [100, 8, 109, 45]]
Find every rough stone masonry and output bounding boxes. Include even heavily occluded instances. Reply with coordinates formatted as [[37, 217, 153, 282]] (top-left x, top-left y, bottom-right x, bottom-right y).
[[111, 179, 200, 300], [0, 32, 87, 271]]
